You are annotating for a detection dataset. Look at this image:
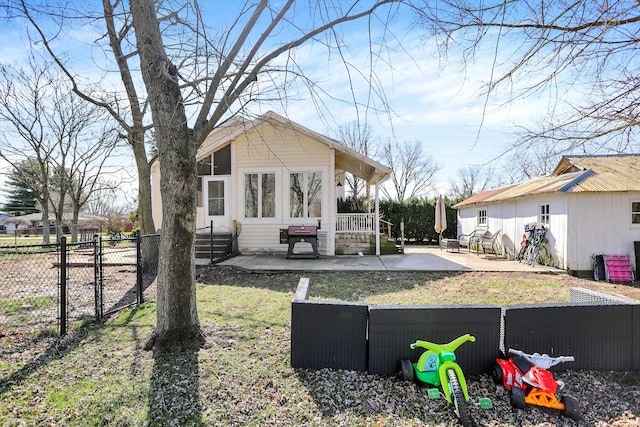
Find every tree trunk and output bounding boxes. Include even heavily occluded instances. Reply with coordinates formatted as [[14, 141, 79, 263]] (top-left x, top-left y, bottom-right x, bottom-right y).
[[71, 210, 79, 243], [102, 0, 155, 237], [41, 203, 50, 245], [131, 134, 159, 268], [131, 0, 203, 352], [132, 131, 155, 235]]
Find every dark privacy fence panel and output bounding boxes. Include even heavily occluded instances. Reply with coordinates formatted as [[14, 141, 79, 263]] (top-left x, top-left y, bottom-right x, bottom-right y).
[[367, 306, 502, 376], [290, 300, 368, 371], [290, 280, 640, 375], [503, 304, 640, 372]]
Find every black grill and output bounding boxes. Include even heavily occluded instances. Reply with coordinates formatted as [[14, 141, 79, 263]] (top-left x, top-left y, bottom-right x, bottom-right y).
[[286, 225, 319, 258]]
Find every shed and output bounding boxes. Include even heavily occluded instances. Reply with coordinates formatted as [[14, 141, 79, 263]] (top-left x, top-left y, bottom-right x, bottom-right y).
[[453, 154, 640, 276]]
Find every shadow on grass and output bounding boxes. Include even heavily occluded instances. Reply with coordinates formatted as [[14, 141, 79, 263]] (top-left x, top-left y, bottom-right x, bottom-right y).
[[0, 306, 146, 396], [103, 270, 158, 317], [147, 348, 202, 425], [196, 266, 468, 301]]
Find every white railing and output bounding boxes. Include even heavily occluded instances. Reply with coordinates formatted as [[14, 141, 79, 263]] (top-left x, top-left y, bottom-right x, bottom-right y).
[[336, 213, 392, 237], [336, 213, 376, 233]]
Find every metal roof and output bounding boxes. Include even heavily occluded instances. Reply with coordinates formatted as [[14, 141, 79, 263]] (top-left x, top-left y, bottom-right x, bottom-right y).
[[453, 154, 640, 208]]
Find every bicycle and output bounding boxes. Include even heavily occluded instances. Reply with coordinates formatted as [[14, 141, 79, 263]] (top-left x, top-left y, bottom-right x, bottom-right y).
[[519, 223, 547, 266]]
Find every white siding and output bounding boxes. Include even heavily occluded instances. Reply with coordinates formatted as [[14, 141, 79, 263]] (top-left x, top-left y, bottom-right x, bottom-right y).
[[150, 161, 162, 232], [567, 192, 640, 271], [151, 117, 389, 256], [232, 122, 335, 255], [458, 191, 640, 272], [457, 194, 569, 268]]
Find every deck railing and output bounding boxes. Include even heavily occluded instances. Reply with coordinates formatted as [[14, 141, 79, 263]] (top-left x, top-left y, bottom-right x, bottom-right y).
[[336, 213, 392, 237]]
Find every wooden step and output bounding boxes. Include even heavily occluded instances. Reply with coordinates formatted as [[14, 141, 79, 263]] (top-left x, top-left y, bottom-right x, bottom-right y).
[[195, 233, 233, 259]]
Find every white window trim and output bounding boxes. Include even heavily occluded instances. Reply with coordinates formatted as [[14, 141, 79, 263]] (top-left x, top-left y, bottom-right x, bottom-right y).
[[477, 207, 487, 226], [631, 199, 640, 228], [238, 167, 281, 224], [539, 202, 550, 225], [286, 167, 327, 222]]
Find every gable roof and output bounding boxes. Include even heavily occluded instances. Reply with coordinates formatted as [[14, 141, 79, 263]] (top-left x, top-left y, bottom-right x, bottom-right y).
[[453, 154, 640, 208], [197, 111, 391, 184]]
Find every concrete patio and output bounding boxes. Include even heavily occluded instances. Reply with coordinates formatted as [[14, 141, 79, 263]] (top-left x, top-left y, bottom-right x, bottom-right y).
[[216, 245, 566, 273]]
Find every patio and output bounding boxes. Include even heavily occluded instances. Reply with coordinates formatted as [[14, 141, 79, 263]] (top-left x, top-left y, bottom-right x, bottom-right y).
[[216, 245, 565, 273]]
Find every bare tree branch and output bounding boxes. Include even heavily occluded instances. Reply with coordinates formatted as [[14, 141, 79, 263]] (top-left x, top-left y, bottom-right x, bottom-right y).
[[415, 0, 640, 177]]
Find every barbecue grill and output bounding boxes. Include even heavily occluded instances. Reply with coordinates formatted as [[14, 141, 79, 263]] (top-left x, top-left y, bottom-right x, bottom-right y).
[[286, 225, 319, 258]]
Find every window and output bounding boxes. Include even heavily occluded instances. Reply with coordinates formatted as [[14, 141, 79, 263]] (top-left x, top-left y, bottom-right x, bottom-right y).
[[213, 145, 231, 175], [632, 201, 640, 224], [245, 173, 275, 218], [540, 203, 550, 225], [198, 146, 231, 176], [477, 209, 487, 225], [290, 172, 322, 218], [207, 180, 225, 216], [197, 156, 212, 175]]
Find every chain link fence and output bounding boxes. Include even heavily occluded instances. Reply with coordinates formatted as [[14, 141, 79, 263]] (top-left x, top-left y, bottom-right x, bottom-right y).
[[0, 243, 61, 339], [0, 233, 160, 344]]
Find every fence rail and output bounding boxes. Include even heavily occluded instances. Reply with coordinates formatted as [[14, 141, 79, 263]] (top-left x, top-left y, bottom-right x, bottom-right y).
[[0, 233, 159, 341]]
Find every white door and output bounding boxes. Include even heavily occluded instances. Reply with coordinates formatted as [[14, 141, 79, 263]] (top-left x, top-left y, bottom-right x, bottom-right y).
[[204, 176, 230, 231]]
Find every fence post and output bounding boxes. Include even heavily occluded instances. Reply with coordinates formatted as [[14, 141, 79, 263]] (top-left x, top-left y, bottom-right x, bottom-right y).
[[93, 234, 100, 320], [210, 220, 214, 264], [136, 231, 143, 304], [97, 235, 104, 320], [60, 236, 67, 336]]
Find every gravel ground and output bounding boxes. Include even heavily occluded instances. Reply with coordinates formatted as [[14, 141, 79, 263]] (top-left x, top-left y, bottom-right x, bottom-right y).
[[295, 367, 640, 426], [197, 267, 640, 426]]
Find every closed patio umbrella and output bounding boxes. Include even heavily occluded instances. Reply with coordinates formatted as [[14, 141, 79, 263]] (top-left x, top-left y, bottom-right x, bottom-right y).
[[434, 194, 447, 247]]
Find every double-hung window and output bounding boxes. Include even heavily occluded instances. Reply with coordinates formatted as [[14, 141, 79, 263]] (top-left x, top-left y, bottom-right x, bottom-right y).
[[540, 203, 550, 225], [244, 173, 275, 218], [290, 172, 322, 218], [632, 201, 640, 225], [477, 208, 487, 226]]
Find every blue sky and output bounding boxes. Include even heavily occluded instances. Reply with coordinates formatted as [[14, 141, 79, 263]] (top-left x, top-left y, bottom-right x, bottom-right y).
[[0, 1, 549, 203]]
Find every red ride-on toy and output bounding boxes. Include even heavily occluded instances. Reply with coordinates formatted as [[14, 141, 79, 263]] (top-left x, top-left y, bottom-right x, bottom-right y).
[[493, 349, 580, 420]]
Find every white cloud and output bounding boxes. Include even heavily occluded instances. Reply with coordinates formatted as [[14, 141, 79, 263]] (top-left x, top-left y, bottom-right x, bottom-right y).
[[259, 29, 544, 194], [0, 5, 568, 199]]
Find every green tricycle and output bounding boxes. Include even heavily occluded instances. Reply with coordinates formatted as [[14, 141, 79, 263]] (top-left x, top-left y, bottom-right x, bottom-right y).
[[399, 334, 490, 426]]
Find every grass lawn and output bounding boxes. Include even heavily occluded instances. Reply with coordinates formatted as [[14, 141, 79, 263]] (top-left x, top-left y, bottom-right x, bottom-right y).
[[1, 269, 638, 426]]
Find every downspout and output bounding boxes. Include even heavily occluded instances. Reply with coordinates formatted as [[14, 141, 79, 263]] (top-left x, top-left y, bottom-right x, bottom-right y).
[[375, 178, 380, 256]]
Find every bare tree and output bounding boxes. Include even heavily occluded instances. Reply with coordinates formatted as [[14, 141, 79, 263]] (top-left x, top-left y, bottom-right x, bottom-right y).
[[15, 1, 157, 237], [133, 0, 415, 351], [379, 139, 442, 201], [0, 57, 124, 242], [4, 0, 418, 352], [448, 165, 494, 199], [62, 127, 123, 242], [415, 1, 640, 166], [85, 185, 132, 218], [335, 121, 376, 198], [0, 58, 57, 244], [501, 140, 569, 184]]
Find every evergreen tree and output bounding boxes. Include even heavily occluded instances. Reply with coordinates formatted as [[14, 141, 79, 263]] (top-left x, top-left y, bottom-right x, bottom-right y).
[[2, 162, 40, 215]]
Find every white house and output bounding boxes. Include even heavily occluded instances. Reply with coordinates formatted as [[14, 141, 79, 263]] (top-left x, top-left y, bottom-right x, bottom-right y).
[[150, 111, 391, 256], [453, 154, 640, 276]]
